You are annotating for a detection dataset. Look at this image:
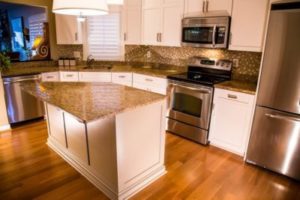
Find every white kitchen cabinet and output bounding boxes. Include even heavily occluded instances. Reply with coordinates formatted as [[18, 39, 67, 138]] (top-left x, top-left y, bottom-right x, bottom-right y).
[[122, 0, 142, 44], [209, 88, 255, 156], [142, 0, 183, 46], [41, 72, 60, 82], [79, 72, 112, 82], [55, 14, 83, 45], [60, 72, 79, 82], [229, 0, 269, 52], [46, 104, 66, 148], [132, 73, 167, 95], [112, 72, 132, 86], [184, 0, 232, 16]]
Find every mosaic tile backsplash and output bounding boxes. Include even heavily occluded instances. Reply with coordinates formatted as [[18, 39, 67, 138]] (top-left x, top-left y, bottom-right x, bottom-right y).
[[125, 45, 262, 82]]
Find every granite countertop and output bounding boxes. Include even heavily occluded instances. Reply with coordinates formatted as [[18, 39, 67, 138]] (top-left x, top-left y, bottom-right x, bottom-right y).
[[215, 80, 257, 95], [21, 81, 166, 122], [1, 64, 185, 78]]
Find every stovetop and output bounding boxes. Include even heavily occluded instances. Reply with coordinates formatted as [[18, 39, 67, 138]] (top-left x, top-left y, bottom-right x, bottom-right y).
[[167, 57, 233, 86]]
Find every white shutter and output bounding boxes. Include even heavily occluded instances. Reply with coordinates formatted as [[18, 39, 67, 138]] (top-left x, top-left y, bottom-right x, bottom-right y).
[[87, 13, 122, 60], [28, 13, 47, 48]]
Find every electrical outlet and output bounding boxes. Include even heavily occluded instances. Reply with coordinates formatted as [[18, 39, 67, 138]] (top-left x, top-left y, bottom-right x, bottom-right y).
[[147, 51, 151, 59], [73, 51, 81, 60], [233, 59, 239, 68]]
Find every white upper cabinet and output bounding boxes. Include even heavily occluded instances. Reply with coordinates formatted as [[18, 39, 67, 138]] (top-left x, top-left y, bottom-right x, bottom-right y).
[[142, 0, 183, 46], [229, 0, 269, 52], [184, 0, 232, 16], [122, 0, 142, 44], [55, 14, 83, 45]]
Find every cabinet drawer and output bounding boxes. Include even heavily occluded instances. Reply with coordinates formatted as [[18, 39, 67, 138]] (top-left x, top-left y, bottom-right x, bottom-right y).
[[112, 72, 132, 86], [42, 72, 60, 82], [133, 73, 167, 87], [132, 82, 167, 95], [214, 88, 253, 104], [60, 72, 79, 82], [79, 72, 112, 82]]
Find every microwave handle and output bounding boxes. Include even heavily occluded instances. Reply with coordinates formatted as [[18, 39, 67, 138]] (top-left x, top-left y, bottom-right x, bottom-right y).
[[212, 25, 217, 47]]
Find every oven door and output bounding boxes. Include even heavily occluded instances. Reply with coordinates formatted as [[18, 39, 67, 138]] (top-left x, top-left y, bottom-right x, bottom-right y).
[[167, 80, 213, 130]]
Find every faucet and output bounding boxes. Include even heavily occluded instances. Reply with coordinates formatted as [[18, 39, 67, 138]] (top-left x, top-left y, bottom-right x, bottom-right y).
[[86, 55, 95, 68]]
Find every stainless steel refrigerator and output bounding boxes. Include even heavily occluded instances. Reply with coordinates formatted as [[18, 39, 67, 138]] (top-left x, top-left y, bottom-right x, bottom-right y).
[[246, 1, 300, 180]]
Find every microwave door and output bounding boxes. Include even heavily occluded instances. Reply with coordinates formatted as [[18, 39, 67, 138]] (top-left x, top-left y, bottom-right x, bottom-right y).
[[182, 26, 215, 48]]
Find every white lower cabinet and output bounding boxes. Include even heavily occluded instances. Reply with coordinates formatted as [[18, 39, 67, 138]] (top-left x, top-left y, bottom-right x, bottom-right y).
[[79, 72, 112, 82], [60, 72, 79, 82], [111, 72, 132, 86], [132, 73, 167, 95], [209, 88, 255, 156]]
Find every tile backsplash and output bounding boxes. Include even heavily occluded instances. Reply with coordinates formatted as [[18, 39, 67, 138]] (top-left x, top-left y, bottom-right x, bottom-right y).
[[125, 45, 262, 82]]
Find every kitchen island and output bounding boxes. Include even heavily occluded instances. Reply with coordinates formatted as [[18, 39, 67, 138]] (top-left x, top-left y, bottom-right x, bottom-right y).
[[21, 82, 167, 200]]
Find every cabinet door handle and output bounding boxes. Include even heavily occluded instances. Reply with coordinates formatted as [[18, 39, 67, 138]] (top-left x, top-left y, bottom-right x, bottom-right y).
[[227, 94, 238, 99], [66, 74, 74, 78], [75, 32, 78, 41], [202, 1, 205, 12], [159, 33, 162, 42], [145, 78, 153, 82], [124, 33, 127, 41], [118, 75, 126, 78], [156, 33, 160, 42], [46, 76, 54, 79], [206, 0, 209, 12], [229, 33, 233, 45]]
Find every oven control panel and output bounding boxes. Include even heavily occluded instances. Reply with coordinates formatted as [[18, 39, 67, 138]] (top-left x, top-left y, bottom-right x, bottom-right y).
[[188, 57, 233, 71]]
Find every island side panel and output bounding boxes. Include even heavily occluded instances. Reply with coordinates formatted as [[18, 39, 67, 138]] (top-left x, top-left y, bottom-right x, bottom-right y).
[[87, 117, 119, 193], [115, 100, 167, 196]]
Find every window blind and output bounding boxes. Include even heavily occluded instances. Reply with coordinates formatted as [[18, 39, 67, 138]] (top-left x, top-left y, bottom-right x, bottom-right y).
[[28, 13, 46, 48], [87, 13, 122, 60]]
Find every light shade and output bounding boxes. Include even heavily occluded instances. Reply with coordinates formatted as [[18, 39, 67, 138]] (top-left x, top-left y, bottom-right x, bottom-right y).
[[107, 0, 124, 5], [52, 0, 108, 16]]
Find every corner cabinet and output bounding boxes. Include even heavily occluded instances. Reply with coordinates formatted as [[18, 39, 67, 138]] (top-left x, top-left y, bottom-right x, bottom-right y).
[[229, 0, 269, 52], [55, 14, 83, 45], [142, 0, 184, 47], [209, 88, 255, 156]]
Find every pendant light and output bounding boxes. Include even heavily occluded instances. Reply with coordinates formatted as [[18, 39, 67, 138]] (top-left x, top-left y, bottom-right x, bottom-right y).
[[52, 0, 109, 16]]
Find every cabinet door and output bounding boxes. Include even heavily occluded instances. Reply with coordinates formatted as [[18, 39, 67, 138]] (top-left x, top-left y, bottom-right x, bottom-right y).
[[55, 14, 82, 45], [142, 8, 162, 45], [207, 0, 232, 14], [209, 89, 254, 155], [162, 2, 184, 46], [112, 72, 132, 86], [42, 72, 60, 82], [229, 0, 268, 52], [60, 72, 79, 82], [123, 8, 142, 44], [64, 113, 89, 165], [184, 0, 205, 16], [143, 0, 161, 9], [46, 104, 66, 148]]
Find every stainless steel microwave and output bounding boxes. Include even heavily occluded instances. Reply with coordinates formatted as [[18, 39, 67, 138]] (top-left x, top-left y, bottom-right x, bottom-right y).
[[181, 16, 231, 48]]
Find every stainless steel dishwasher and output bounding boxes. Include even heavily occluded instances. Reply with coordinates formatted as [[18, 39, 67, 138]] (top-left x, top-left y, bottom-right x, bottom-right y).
[[3, 74, 45, 124]]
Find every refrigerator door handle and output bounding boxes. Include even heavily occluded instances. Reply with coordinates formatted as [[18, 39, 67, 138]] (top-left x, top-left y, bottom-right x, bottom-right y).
[[265, 113, 300, 122]]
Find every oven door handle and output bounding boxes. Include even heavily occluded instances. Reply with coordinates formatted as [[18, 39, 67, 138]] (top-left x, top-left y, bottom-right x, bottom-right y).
[[212, 25, 217, 47], [169, 83, 211, 94]]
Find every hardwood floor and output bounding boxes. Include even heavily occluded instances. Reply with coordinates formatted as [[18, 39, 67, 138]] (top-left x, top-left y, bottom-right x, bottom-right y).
[[0, 121, 299, 200]]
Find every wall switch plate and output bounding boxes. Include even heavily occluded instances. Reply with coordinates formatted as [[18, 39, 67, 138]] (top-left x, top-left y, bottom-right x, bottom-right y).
[[233, 59, 239, 68]]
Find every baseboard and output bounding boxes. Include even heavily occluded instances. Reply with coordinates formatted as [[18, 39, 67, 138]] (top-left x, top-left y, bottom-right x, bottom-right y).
[[0, 124, 11, 132]]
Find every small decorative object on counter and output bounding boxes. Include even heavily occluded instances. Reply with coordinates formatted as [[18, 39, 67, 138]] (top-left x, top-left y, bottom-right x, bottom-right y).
[[0, 52, 11, 73], [63, 58, 70, 67], [69, 58, 76, 67], [58, 58, 64, 67]]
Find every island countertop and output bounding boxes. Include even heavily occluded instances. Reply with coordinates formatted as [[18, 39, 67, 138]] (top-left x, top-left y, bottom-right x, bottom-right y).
[[21, 81, 166, 122]]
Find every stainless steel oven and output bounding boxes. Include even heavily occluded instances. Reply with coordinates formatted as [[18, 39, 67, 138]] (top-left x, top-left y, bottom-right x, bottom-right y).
[[167, 80, 213, 144], [181, 16, 230, 48]]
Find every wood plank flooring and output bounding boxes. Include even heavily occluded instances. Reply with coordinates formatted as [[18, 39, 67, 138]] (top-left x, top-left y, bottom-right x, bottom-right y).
[[0, 120, 299, 200]]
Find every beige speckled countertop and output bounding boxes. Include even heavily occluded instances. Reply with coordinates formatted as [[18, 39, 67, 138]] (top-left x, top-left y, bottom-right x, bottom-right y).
[[215, 80, 257, 95], [2, 64, 185, 78], [21, 82, 166, 122]]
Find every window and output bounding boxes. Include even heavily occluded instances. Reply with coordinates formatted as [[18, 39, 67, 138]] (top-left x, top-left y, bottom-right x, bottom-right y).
[[86, 12, 122, 61]]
